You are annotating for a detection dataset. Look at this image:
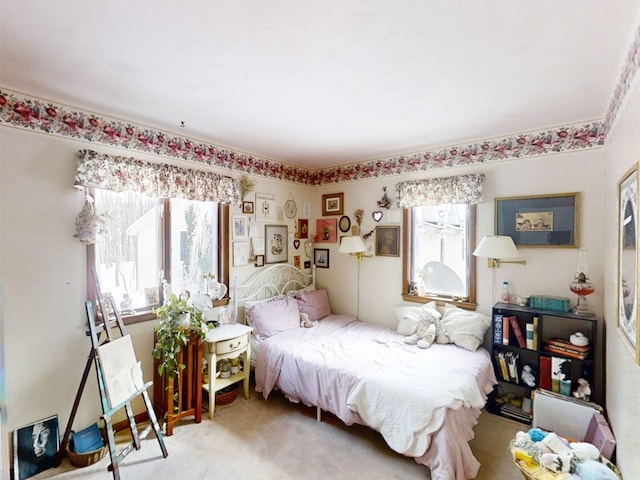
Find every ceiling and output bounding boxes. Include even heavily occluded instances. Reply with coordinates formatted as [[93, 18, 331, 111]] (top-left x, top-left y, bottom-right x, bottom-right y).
[[1, 1, 639, 169]]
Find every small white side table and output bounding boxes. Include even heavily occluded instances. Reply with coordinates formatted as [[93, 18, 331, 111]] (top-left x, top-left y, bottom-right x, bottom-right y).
[[202, 323, 252, 419]]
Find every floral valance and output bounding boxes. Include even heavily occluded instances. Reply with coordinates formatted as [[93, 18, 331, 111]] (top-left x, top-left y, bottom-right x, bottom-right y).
[[74, 149, 241, 204], [395, 173, 485, 207]]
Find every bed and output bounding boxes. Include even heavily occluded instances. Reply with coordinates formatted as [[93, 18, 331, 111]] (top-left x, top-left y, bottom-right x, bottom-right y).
[[232, 264, 497, 480]]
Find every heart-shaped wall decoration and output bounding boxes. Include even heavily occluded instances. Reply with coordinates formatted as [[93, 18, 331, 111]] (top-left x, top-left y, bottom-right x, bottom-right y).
[[372, 211, 383, 222], [293, 239, 300, 249]]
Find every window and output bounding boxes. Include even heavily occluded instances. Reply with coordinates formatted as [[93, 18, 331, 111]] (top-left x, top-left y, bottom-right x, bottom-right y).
[[88, 189, 229, 322], [402, 204, 476, 307]]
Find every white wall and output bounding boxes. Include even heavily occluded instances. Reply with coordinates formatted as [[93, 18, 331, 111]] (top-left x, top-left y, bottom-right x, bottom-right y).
[[319, 150, 605, 328], [602, 74, 640, 475]]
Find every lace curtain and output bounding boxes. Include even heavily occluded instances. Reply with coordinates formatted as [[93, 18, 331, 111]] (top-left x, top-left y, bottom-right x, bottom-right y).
[[395, 173, 485, 207], [74, 149, 241, 204]]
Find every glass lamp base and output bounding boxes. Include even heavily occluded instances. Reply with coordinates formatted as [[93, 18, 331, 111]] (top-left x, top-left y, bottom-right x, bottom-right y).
[[572, 295, 594, 316]]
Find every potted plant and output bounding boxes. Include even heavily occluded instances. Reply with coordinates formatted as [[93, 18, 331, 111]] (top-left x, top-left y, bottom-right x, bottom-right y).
[[218, 358, 231, 379], [152, 293, 209, 380]]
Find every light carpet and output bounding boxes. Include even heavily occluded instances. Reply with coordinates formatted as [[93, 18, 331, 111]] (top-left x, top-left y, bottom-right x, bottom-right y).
[[33, 388, 524, 480]]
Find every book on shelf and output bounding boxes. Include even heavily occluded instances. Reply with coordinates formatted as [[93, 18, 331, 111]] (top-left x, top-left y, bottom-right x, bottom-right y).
[[493, 314, 503, 344], [502, 316, 509, 345], [508, 316, 526, 348], [551, 356, 571, 394], [496, 352, 509, 381], [532, 316, 539, 350], [543, 345, 590, 360], [539, 356, 552, 391], [546, 337, 592, 354], [525, 323, 534, 349]]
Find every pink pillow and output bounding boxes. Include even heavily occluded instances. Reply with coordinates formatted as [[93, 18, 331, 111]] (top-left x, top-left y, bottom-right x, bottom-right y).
[[246, 295, 300, 341], [296, 289, 331, 321]]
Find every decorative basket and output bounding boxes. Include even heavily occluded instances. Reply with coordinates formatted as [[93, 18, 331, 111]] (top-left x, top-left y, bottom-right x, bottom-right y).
[[65, 429, 109, 468], [510, 441, 622, 480], [215, 385, 238, 406]]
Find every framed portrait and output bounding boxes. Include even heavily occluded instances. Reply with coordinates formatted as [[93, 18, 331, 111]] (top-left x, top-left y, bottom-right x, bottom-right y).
[[495, 192, 580, 247], [255, 254, 265, 267], [232, 215, 248, 240], [315, 218, 338, 243], [339, 215, 351, 233], [297, 218, 309, 239], [264, 224, 288, 264], [233, 241, 249, 266], [255, 192, 277, 222], [322, 193, 344, 216], [293, 254, 301, 269], [314, 248, 330, 268], [617, 163, 640, 364], [375, 226, 400, 256], [13, 415, 59, 480], [242, 201, 254, 214]]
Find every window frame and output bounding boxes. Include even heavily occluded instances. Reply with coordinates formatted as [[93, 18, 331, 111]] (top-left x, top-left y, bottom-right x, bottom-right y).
[[86, 191, 229, 325], [401, 205, 477, 310]]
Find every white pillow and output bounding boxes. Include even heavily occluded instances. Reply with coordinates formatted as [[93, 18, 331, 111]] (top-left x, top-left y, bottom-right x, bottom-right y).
[[394, 301, 439, 335], [439, 303, 491, 351], [245, 294, 300, 341]]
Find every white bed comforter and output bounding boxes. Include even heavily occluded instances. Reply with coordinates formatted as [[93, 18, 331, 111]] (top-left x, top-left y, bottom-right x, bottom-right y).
[[254, 314, 496, 480]]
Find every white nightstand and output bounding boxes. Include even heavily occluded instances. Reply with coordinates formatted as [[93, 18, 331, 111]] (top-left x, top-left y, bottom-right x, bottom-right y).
[[202, 323, 252, 419]]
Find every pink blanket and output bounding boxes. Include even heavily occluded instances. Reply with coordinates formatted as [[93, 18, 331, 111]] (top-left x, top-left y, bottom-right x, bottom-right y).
[[254, 314, 497, 480]]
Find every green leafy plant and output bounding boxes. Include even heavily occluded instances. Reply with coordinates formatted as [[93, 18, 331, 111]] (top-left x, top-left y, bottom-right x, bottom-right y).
[[152, 294, 208, 380]]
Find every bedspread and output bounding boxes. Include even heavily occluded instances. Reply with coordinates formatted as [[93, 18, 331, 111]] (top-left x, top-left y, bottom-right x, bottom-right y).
[[254, 314, 497, 480]]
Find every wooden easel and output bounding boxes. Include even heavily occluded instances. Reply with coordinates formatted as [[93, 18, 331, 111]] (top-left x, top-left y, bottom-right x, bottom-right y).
[[55, 272, 168, 479]]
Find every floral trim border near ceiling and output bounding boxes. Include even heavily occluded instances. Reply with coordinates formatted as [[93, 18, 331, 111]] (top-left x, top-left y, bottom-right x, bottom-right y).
[[2, 19, 639, 191]]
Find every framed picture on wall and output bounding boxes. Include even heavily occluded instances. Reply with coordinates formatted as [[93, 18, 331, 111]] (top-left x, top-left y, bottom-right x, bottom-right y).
[[255, 193, 277, 222], [315, 218, 337, 243], [314, 248, 330, 268], [233, 241, 249, 266], [264, 224, 288, 264], [242, 201, 254, 214], [495, 193, 580, 247], [297, 218, 309, 239], [322, 193, 344, 216], [232, 215, 248, 240], [617, 163, 640, 364], [375, 226, 400, 256]]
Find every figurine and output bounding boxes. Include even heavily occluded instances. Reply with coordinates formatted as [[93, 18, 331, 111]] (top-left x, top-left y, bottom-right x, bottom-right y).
[[521, 365, 536, 387], [162, 279, 171, 305], [573, 378, 591, 401]]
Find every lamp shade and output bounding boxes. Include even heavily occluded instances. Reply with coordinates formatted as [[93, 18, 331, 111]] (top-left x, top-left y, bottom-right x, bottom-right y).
[[339, 236, 367, 254], [472, 235, 520, 259]]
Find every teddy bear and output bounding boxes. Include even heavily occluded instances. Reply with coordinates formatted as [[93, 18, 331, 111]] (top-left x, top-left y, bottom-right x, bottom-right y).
[[404, 308, 444, 348]]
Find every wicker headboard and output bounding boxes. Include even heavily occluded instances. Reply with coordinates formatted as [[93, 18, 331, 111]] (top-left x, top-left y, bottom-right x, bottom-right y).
[[232, 264, 316, 323]]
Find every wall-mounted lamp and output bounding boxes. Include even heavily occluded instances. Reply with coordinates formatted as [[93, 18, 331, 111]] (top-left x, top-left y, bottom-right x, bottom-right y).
[[338, 235, 371, 318], [472, 235, 526, 268], [338, 235, 371, 261]]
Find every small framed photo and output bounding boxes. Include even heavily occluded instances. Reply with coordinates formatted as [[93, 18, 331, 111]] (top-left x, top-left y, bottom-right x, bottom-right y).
[[338, 215, 351, 232], [304, 260, 311, 269], [265, 224, 288, 264], [322, 193, 344, 216], [232, 215, 249, 240], [314, 248, 330, 268], [13, 415, 59, 480], [242, 201, 254, 214], [375, 226, 400, 257], [315, 218, 338, 243], [255, 254, 265, 267], [293, 255, 301, 269], [297, 218, 309, 239], [233, 241, 249, 266]]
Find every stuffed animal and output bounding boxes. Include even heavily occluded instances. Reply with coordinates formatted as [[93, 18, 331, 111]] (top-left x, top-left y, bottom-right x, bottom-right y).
[[405, 308, 442, 348], [573, 378, 592, 401]]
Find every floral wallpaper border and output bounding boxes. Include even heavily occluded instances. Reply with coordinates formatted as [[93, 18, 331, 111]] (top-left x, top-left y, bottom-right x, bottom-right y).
[[2, 14, 640, 192]]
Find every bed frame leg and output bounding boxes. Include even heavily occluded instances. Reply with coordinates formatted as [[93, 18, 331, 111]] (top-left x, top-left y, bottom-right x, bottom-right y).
[[316, 406, 321, 422]]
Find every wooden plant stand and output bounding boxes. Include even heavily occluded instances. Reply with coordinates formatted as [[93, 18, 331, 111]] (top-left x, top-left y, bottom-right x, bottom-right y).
[[153, 334, 203, 436]]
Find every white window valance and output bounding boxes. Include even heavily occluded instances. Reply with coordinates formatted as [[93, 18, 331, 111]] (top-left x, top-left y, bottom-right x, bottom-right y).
[[395, 173, 485, 207], [74, 149, 241, 204]]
